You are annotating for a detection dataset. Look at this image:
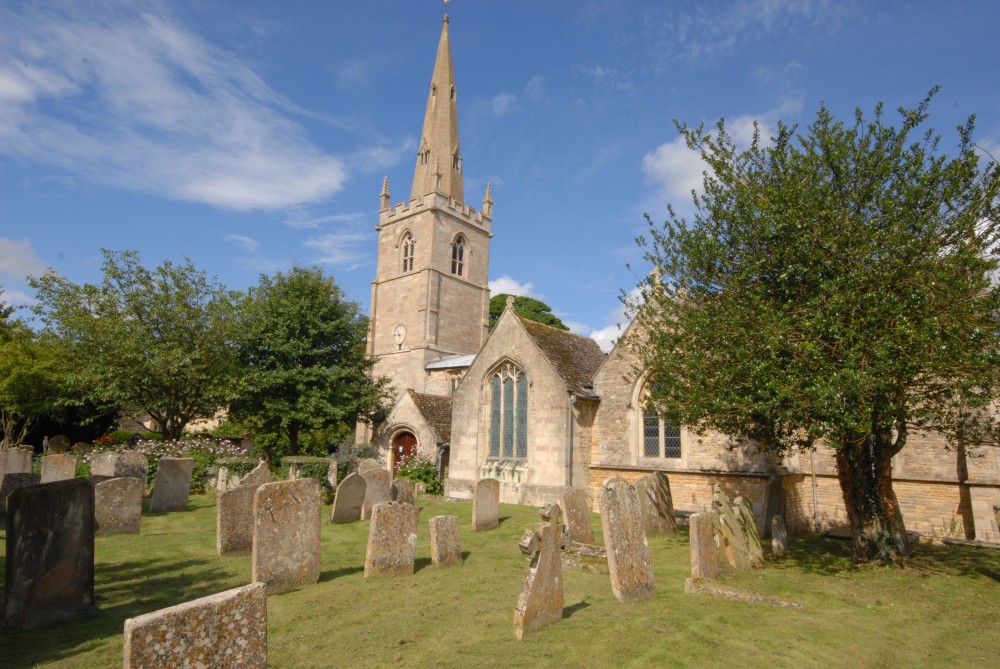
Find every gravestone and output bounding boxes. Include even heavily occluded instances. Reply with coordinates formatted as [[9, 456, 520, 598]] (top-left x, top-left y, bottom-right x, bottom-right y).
[[689, 512, 733, 579], [559, 487, 595, 545], [217, 483, 263, 556], [241, 461, 273, 487], [214, 457, 257, 493], [330, 472, 366, 524], [414, 481, 427, 497], [149, 457, 195, 513], [46, 434, 71, 454], [1, 473, 39, 517], [599, 477, 655, 604], [364, 501, 420, 578], [733, 495, 764, 565], [253, 479, 321, 593], [712, 485, 752, 571], [123, 582, 267, 669], [40, 454, 77, 483], [472, 478, 501, 532], [116, 452, 150, 482], [89, 452, 118, 477], [0, 447, 33, 478], [771, 515, 788, 557], [513, 507, 565, 639], [356, 457, 381, 474], [326, 461, 338, 489], [95, 477, 144, 535], [429, 515, 462, 567], [390, 477, 415, 505], [633, 474, 677, 538], [4, 479, 98, 629], [361, 468, 391, 520]]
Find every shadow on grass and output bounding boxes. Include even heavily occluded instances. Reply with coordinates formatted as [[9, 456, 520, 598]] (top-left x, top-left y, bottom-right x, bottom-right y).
[[905, 542, 1000, 581], [498, 515, 511, 526], [563, 599, 591, 618], [320, 564, 364, 582], [414, 556, 433, 573], [461, 550, 471, 561]]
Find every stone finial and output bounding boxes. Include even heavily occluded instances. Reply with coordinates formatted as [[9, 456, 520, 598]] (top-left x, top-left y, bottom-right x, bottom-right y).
[[505, 294, 516, 311], [482, 182, 493, 217], [379, 176, 391, 211]]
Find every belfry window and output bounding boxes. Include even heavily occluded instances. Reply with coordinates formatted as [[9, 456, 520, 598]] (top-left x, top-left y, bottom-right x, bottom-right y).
[[402, 233, 415, 273], [488, 363, 527, 459], [451, 236, 465, 276]]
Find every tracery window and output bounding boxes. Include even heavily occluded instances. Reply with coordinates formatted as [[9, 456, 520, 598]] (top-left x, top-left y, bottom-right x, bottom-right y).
[[401, 233, 415, 272], [488, 362, 527, 459], [451, 236, 465, 276], [643, 411, 681, 459]]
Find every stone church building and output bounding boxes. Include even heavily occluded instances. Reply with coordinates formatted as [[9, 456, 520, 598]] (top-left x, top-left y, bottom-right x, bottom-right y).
[[360, 15, 1000, 543]]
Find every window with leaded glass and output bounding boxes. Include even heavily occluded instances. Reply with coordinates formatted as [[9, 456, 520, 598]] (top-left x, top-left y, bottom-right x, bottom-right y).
[[643, 410, 681, 459], [487, 363, 527, 459], [451, 236, 465, 276], [402, 233, 415, 272]]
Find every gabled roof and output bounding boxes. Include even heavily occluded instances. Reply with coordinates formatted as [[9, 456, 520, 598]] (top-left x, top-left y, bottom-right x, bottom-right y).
[[514, 313, 606, 395], [407, 390, 453, 443], [425, 353, 476, 370]]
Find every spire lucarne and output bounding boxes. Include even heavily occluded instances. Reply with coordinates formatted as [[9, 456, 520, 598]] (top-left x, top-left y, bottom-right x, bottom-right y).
[[410, 14, 463, 203]]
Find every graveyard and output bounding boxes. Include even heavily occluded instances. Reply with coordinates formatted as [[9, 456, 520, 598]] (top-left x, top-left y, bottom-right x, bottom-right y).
[[2, 487, 999, 668]]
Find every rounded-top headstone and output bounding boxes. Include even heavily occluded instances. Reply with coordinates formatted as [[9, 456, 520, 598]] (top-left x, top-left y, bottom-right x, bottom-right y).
[[46, 435, 71, 454]]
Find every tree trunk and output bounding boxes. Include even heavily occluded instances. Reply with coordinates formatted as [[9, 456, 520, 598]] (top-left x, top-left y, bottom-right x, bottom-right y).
[[835, 437, 911, 562]]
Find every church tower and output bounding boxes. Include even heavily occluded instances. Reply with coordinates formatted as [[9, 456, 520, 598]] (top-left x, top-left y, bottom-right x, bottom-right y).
[[366, 14, 492, 398]]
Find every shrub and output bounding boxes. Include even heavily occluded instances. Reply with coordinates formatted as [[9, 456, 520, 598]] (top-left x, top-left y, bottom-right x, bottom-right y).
[[393, 453, 442, 495], [329, 442, 382, 484]]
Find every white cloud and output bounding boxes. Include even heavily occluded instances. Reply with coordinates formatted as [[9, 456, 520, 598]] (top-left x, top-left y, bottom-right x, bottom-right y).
[[283, 211, 367, 230], [0, 237, 47, 280], [0, 288, 37, 307], [304, 228, 374, 270], [225, 234, 261, 253], [588, 287, 642, 353], [523, 76, 545, 102], [489, 276, 539, 298], [0, 4, 349, 211], [491, 93, 519, 116]]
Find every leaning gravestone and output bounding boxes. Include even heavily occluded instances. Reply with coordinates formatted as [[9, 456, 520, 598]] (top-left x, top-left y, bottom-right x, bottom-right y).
[[95, 477, 144, 535], [733, 495, 764, 565], [240, 461, 274, 487], [361, 468, 392, 520], [253, 479, 321, 593], [633, 474, 677, 538], [217, 483, 263, 556], [559, 487, 595, 545], [689, 512, 733, 580], [599, 477, 655, 604], [771, 515, 788, 557], [149, 457, 195, 513], [390, 477, 415, 505], [429, 515, 462, 567], [4, 479, 98, 629], [364, 501, 420, 578], [40, 454, 77, 484], [713, 485, 753, 571], [123, 582, 267, 669], [472, 478, 501, 532], [46, 434, 71, 454], [513, 506, 566, 639], [330, 472, 366, 524]]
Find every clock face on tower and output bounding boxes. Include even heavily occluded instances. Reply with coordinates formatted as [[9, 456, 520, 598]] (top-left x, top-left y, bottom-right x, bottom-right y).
[[392, 324, 407, 349]]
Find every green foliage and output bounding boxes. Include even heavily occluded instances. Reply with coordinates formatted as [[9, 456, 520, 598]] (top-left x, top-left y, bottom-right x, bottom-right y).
[[329, 441, 381, 483], [229, 266, 392, 456], [393, 452, 443, 495], [0, 327, 62, 448], [215, 457, 258, 479], [489, 293, 569, 330], [633, 89, 1000, 562]]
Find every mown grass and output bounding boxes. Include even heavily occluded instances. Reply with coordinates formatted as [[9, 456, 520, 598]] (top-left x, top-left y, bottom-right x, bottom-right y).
[[1, 494, 999, 668]]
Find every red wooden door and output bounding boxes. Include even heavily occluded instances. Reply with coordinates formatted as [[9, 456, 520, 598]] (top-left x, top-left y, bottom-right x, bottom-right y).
[[392, 432, 416, 474]]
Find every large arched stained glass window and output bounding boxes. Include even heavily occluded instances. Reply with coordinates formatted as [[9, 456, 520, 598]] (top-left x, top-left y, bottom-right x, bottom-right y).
[[487, 362, 527, 459]]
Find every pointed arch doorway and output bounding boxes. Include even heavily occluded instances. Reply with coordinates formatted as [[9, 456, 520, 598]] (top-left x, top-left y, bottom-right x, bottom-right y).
[[392, 431, 417, 475]]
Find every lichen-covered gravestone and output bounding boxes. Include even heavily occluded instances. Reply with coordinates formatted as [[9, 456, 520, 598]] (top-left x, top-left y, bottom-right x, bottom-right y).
[[217, 483, 264, 556], [365, 501, 420, 578], [95, 477, 144, 535], [149, 457, 195, 513], [599, 477, 655, 604], [390, 477, 415, 505], [123, 582, 267, 669], [559, 487, 595, 545], [634, 472, 678, 537], [46, 434, 71, 454], [771, 515, 788, 557], [330, 472, 366, 524], [472, 478, 501, 532], [712, 485, 753, 571], [513, 506, 566, 639], [361, 467, 391, 520], [240, 461, 274, 487], [40, 454, 77, 484], [0, 447, 33, 478], [4, 479, 98, 629], [253, 479, 321, 593], [89, 452, 118, 478], [733, 495, 764, 565], [429, 515, 462, 567], [115, 452, 150, 482], [689, 512, 733, 580]]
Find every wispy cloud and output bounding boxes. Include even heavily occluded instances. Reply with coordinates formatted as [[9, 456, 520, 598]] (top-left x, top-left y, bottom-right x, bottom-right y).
[[282, 211, 368, 230], [304, 228, 374, 271], [588, 286, 641, 352], [491, 93, 519, 116], [225, 234, 262, 253], [0, 237, 48, 280], [489, 276, 539, 298], [0, 3, 348, 211]]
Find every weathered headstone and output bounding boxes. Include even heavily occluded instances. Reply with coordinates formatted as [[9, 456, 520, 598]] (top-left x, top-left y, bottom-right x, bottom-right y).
[[390, 477, 415, 505], [46, 434, 71, 454], [414, 481, 427, 497], [635, 472, 678, 537], [330, 472, 366, 524], [429, 515, 462, 567], [95, 477, 144, 535], [599, 477, 655, 604], [559, 487, 595, 545], [0, 447, 33, 478], [214, 457, 257, 493], [217, 483, 263, 556], [771, 515, 788, 557], [713, 485, 752, 571], [149, 457, 195, 513], [241, 461, 273, 487], [116, 452, 150, 482], [89, 452, 118, 477], [364, 501, 420, 578], [689, 512, 733, 580], [4, 479, 98, 629], [1, 473, 39, 517], [356, 457, 381, 474], [253, 479, 321, 593], [513, 508, 565, 639], [326, 460, 338, 489], [40, 453, 77, 483], [733, 495, 764, 565], [361, 467, 391, 520], [123, 582, 267, 669], [472, 478, 501, 532]]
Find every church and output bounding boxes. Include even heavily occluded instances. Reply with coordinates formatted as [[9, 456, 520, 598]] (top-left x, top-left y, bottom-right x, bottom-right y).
[[359, 14, 1000, 543]]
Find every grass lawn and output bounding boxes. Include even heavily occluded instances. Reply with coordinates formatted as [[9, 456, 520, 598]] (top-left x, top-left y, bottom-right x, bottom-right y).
[[2, 493, 999, 668]]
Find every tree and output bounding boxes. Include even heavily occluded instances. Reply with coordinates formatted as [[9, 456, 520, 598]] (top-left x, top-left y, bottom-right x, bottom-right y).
[[632, 90, 1000, 562], [489, 294, 569, 331], [229, 266, 391, 458], [0, 328, 61, 448], [30, 250, 238, 440]]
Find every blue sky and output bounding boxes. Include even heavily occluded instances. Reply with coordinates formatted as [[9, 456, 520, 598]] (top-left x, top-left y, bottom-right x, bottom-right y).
[[2, 1, 999, 350]]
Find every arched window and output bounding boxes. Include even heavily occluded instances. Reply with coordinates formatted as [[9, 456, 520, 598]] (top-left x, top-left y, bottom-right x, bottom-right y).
[[451, 236, 465, 276], [643, 411, 681, 458], [401, 233, 415, 272], [487, 362, 527, 459]]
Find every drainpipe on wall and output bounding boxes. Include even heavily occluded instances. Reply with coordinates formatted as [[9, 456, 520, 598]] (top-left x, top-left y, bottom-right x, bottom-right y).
[[566, 394, 578, 488]]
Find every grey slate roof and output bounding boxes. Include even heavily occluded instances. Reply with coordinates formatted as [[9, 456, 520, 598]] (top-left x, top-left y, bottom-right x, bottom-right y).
[[407, 390, 454, 444], [515, 313, 606, 395]]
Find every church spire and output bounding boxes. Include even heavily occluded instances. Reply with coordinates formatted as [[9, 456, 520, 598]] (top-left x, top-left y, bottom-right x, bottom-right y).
[[410, 14, 464, 203]]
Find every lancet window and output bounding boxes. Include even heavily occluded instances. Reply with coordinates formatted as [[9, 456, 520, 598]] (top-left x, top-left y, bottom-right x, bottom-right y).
[[451, 236, 465, 276], [487, 362, 528, 459], [401, 233, 415, 273]]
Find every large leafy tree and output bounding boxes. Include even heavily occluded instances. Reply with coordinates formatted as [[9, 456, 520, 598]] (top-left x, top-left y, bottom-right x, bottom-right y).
[[489, 293, 569, 331], [30, 250, 239, 440], [0, 325, 61, 449], [633, 90, 1000, 562], [229, 266, 390, 457]]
